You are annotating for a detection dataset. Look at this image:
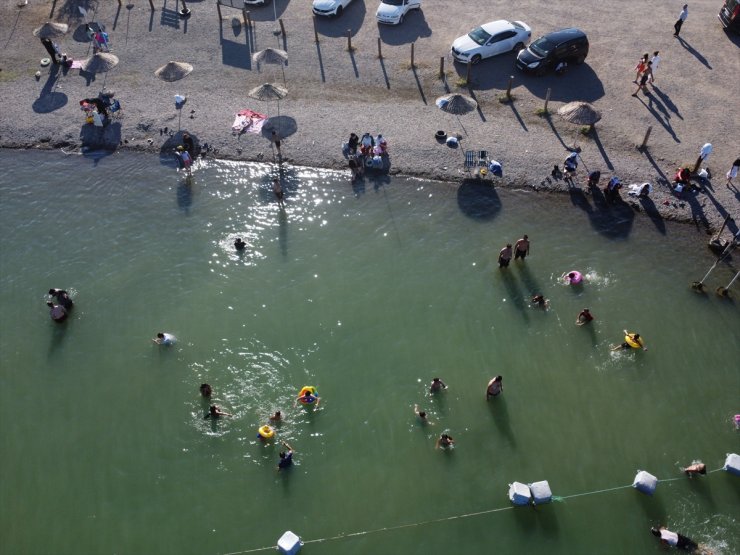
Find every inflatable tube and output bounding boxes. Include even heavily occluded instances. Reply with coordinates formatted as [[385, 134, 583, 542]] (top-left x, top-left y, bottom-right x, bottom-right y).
[[298, 386, 317, 404], [258, 425, 274, 439], [624, 333, 642, 349], [566, 271, 583, 285]]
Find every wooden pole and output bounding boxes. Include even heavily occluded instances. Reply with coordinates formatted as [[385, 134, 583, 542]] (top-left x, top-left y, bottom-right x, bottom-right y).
[[639, 125, 653, 149], [118, 0, 122, 5], [506, 75, 514, 100], [439, 56, 445, 79], [544, 87, 551, 112], [410, 42, 415, 68], [347, 29, 352, 51], [149, 0, 155, 11], [465, 61, 472, 84], [279, 18, 286, 37], [217, 1, 222, 20], [377, 37, 382, 59], [313, 16, 319, 43], [246, 11, 252, 29]]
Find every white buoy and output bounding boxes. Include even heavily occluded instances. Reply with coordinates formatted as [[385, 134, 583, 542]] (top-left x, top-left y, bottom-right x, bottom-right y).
[[723, 453, 740, 476], [529, 480, 553, 505], [277, 531, 302, 555], [508, 482, 532, 505], [632, 470, 658, 495]]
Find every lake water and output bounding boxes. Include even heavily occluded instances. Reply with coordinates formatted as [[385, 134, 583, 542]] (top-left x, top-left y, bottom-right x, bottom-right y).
[[0, 149, 738, 555]]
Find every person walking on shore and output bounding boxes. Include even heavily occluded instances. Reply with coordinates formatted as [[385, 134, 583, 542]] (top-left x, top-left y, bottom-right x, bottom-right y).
[[498, 244, 513, 268], [514, 235, 530, 261], [727, 158, 740, 187], [674, 5, 688, 37], [633, 53, 648, 83], [649, 51, 660, 83], [632, 62, 652, 96], [693, 143, 713, 173]]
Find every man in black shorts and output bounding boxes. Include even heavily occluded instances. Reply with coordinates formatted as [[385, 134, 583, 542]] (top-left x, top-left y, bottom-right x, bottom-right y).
[[514, 235, 529, 260], [498, 244, 512, 268]]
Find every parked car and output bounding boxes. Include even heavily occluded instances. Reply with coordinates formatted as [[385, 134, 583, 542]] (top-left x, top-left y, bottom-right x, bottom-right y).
[[719, 0, 740, 33], [376, 0, 421, 25], [450, 20, 531, 64], [244, 0, 269, 5], [312, 0, 354, 17], [516, 28, 589, 74]]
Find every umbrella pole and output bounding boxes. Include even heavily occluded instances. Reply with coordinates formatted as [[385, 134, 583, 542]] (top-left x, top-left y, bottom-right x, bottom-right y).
[[178, 107, 182, 131], [456, 115, 468, 137]]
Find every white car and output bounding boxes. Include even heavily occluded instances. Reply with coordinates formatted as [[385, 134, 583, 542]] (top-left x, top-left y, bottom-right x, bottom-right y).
[[312, 0, 354, 17], [376, 0, 421, 25], [451, 20, 531, 64]]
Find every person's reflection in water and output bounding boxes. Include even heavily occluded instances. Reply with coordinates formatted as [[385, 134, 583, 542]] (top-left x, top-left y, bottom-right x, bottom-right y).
[[278, 209, 288, 258], [177, 179, 193, 214]]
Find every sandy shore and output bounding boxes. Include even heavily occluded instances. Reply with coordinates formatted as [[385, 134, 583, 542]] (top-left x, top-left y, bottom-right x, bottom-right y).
[[1, 0, 738, 235]]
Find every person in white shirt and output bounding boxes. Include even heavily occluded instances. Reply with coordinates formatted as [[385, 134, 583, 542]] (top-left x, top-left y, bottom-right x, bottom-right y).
[[649, 51, 660, 83], [152, 332, 176, 345], [674, 5, 688, 37]]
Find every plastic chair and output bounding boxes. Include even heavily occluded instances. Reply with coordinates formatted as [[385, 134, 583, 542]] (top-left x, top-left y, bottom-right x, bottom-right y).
[[478, 150, 489, 168], [464, 150, 476, 173]]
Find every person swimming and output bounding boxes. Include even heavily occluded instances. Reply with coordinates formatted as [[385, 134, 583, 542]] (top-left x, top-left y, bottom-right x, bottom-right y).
[[199, 383, 212, 398], [269, 410, 282, 422], [531, 294, 549, 309], [436, 433, 454, 449], [277, 441, 294, 471], [430, 377, 448, 394], [681, 462, 707, 477], [48, 288, 74, 311], [204, 405, 232, 419], [576, 308, 593, 326], [153, 332, 176, 346], [234, 238, 246, 251], [486, 376, 503, 399], [46, 301, 68, 323]]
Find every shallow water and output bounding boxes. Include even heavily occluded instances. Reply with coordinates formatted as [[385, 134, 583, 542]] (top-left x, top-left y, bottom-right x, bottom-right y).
[[0, 150, 738, 555]]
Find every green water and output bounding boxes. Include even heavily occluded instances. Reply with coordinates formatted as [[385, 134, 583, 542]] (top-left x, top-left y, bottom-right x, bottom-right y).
[[0, 150, 738, 555]]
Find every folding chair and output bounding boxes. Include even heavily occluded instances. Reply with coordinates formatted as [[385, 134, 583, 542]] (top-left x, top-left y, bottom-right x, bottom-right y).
[[478, 150, 490, 168], [109, 99, 122, 119], [464, 150, 476, 174]]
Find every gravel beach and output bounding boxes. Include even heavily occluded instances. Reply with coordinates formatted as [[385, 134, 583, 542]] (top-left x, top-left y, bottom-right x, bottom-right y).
[[1, 0, 738, 234]]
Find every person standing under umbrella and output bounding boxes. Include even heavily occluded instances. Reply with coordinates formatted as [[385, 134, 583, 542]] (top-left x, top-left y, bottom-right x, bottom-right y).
[[40, 38, 61, 64]]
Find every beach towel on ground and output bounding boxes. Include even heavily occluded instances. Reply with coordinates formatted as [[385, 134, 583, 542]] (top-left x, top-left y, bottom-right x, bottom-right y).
[[232, 109, 268, 134]]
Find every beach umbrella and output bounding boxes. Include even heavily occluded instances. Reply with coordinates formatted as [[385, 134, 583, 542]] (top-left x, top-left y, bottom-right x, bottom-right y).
[[248, 83, 287, 131], [252, 48, 288, 66], [81, 52, 119, 89], [33, 22, 69, 39], [558, 101, 602, 131], [435, 93, 477, 137], [155, 61, 194, 82]]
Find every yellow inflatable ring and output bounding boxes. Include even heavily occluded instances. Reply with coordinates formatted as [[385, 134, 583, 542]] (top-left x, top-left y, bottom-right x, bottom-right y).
[[298, 386, 317, 404], [258, 425, 274, 439], [624, 334, 642, 349]]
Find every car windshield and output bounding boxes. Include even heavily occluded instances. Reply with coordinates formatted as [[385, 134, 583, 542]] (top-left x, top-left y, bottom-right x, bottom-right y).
[[468, 27, 492, 46], [530, 36, 554, 57], [382, 0, 404, 5]]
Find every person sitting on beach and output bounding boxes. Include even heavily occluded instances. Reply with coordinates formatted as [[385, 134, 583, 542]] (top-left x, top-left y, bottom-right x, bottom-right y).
[[200, 384, 212, 398], [269, 411, 282, 422], [414, 404, 429, 423], [204, 405, 233, 419], [182, 132, 194, 156], [376, 134, 388, 154], [576, 308, 593, 326], [429, 378, 447, 394], [436, 433, 454, 449], [604, 176, 622, 202], [531, 294, 549, 309], [564, 152, 578, 175], [587, 170, 601, 188], [277, 441, 294, 471], [49, 288, 74, 311], [681, 462, 707, 477], [486, 376, 503, 399], [360, 133, 374, 155], [47, 301, 68, 323], [234, 238, 246, 251], [551, 165, 562, 179], [153, 332, 176, 346], [498, 244, 513, 268], [611, 330, 647, 352], [348, 133, 359, 155], [650, 527, 698, 552]]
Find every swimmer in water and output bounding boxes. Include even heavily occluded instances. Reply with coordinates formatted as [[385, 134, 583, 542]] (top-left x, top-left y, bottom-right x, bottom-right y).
[[562, 271, 581, 284], [576, 308, 593, 326], [199, 383, 212, 398], [650, 527, 699, 552], [486, 376, 503, 399], [611, 330, 648, 351], [153, 332, 176, 345], [46, 301, 68, 323], [269, 411, 283, 422], [204, 405, 232, 419], [48, 288, 74, 310], [234, 238, 246, 251], [414, 404, 430, 423], [681, 462, 707, 477], [436, 433, 455, 449], [531, 294, 549, 309], [277, 441, 294, 471], [429, 378, 448, 394], [295, 390, 320, 407]]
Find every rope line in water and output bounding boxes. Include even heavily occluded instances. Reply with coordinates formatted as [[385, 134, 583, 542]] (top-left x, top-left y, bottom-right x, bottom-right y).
[[223, 467, 729, 555]]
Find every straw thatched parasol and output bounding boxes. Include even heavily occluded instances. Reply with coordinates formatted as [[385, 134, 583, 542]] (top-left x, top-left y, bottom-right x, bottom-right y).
[[435, 93, 477, 137], [252, 48, 288, 66], [558, 101, 602, 130], [248, 83, 288, 133], [81, 52, 119, 73], [33, 22, 69, 39], [155, 61, 194, 82]]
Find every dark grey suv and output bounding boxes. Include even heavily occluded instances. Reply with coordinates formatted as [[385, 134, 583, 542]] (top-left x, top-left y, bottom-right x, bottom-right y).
[[516, 28, 589, 74]]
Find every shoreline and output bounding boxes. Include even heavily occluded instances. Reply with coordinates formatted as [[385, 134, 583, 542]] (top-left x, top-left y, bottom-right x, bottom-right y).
[[1, 0, 737, 237]]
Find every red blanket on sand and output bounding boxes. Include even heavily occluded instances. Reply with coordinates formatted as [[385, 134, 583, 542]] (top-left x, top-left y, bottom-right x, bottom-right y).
[[232, 109, 267, 134]]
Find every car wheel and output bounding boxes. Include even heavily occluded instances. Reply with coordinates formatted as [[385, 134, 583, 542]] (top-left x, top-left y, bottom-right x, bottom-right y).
[[398, 13, 404, 23], [471, 54, 482, 65], [335, 5, 343, 16], [575, 54, 586, 65], [513, 42, 524, 53]]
